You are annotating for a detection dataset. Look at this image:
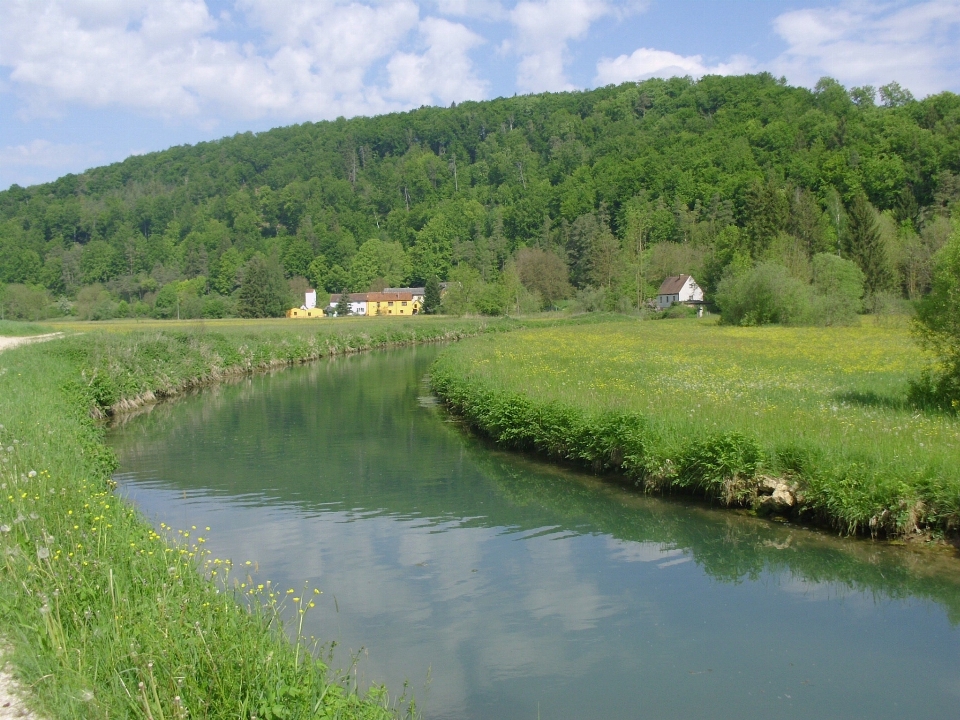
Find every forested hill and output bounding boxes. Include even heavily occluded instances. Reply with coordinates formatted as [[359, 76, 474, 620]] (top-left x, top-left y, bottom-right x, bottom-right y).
[[1, 73, 959, 320]]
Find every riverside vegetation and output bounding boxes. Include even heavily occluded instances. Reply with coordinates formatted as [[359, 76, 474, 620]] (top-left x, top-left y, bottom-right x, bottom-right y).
[[430, 317, 960, 540], [0, 316, 538, 719]]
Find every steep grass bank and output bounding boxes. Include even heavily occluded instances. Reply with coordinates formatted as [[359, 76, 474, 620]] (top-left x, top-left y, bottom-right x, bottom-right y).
[[0, 317, 532, 719], [430, 317, 960, 540]]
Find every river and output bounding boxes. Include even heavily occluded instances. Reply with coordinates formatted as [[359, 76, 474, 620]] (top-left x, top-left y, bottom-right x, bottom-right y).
[[108, 346, 960, 719]]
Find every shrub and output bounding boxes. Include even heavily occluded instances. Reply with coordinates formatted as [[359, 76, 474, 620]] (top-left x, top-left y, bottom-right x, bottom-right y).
[[811, 253, 864, 325], [716, 263, 816, 325], [911, 222, 960, 410], [0, 283, 53, 321], [675, 433, 764, 504]]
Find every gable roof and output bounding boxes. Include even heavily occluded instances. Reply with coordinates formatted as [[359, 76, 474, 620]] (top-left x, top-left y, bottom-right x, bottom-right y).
[[367, 292, 413, 302], [657, 275, 692, 295], [329, 293, 369, 303]]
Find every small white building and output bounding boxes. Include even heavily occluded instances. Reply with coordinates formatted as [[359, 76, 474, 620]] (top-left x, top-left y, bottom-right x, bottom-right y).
[[304, 289, 317, 309], [328, 293, 368, 316], [657, 275, 704, 309]]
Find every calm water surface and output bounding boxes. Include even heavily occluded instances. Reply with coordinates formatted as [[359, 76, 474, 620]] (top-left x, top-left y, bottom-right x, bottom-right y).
[[108, 347, 960, 719]]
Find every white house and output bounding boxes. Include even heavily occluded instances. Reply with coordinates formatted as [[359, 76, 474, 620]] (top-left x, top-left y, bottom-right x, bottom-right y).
[[656, 275, 704, 309], [304, 288, 317, 309], [328, 293, 368, 316]]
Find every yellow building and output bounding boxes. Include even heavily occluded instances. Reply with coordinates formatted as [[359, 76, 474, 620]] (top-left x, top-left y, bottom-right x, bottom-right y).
[[286, 307, 326, 319], [365, 292, 421, 316]]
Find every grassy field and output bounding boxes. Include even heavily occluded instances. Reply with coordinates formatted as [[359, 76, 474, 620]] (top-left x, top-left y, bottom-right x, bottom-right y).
[[430, 316, 960, 538], [0, 319, 54, 336], [0, 315, 542, 719]]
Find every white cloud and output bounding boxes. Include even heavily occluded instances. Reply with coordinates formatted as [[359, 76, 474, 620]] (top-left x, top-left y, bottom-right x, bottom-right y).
[[0, 0, 487, 124], [509, 0, 616, 92], [595, 47, 755, 85], [387, 18, 488, 105], [771, 0, 960, 96]]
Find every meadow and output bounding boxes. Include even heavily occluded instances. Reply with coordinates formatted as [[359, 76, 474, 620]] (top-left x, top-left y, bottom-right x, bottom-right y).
[[430, 316, 960, 538], [0, 315, 547, 719]]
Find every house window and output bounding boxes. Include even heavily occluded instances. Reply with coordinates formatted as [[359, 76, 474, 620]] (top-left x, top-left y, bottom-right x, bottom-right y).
[[402, 301, 407, 306], [388, 301, 394, 306]]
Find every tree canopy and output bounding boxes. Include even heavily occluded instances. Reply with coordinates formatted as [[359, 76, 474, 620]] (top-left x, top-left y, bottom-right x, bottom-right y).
[[1, 73, 958, 320]]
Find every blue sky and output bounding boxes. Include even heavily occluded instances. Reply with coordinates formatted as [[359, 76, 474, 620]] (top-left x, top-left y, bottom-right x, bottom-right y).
[[1, 0, 958, 190]]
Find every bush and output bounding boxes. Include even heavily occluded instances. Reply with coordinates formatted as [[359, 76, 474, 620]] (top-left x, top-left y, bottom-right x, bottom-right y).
[[911, 222, 960, 410], [74, 284, 117, 321], [811, 253, 864, 325], [0, 283, 53, 321], [716, 263, 816, 326]]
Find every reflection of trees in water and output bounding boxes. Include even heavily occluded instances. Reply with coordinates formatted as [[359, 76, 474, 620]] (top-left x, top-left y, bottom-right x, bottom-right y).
[[110, 347, 960, 626], [469, 447, 960, 625]]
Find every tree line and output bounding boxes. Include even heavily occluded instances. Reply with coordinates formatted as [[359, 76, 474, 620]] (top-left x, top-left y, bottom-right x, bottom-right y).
[[0, 73, 958, 322]]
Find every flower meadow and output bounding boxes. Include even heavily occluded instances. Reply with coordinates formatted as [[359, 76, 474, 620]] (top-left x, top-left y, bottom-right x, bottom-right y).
[[0, 316, 547, 718], [431, 316, 960, 538]]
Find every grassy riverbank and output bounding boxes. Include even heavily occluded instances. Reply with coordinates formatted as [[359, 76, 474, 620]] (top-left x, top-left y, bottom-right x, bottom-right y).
[[0, 316, 529, 718], [430, 317, 960, 539]]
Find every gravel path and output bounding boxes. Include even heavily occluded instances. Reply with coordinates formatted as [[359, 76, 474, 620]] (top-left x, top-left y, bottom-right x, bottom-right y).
[[0, 653, 39, 720], [0, 334, 62, 353]]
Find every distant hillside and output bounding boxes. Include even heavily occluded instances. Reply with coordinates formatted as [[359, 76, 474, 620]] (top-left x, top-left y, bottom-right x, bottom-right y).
[[1, 73, 958, 319]]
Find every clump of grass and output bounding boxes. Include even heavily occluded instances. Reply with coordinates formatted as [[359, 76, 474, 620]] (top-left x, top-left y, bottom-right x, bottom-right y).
[[430, 317, 960, 538]]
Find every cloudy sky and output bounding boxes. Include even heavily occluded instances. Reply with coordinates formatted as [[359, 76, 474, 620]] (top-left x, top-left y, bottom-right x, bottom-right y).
[[1, 0, 959, 190]]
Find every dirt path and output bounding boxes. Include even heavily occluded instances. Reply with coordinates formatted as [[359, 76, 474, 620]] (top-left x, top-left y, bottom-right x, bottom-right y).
[[0, 653, 39, 720], [0, 334, 62, 353]]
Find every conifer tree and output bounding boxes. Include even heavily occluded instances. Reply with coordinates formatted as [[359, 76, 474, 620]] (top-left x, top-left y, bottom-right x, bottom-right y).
[[423, 275, 442, 314], [335, 288, 352, 317], [842, 195, 891, 295], [238, 254, 287, 318]]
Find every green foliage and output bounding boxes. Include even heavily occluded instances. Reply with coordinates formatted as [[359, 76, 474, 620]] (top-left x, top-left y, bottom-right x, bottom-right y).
[[423, 275, 442, 314], [912, 221, 960, 410], [349, 239, 410, 291], [0, 74, 957, 320], [239, 254, 288, 318], [676, 433, 764, 505], [335, 290, 352, 317], [716, 263, 817, 326], [844, 195, 893, 294], [811, 252, 864, 324], [0, 283, 53, 321]]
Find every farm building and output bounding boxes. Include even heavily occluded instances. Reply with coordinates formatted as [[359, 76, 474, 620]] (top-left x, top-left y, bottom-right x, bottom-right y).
[[656, 275, 704, 309], [286, 307, 326, 318], [328, 293, 369, 316], [287, 289, 328, 318], [367, 291, 420, 316]]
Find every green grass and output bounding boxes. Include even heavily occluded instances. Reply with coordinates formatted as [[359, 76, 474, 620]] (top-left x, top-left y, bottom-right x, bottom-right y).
[[0, 316, 540, 719], [0, 319, 54, 336], [430, 316, 960, 538]]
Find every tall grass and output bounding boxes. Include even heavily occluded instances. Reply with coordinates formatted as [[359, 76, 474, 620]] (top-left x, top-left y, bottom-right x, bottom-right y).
[[0, 316, 535, 718], [430, 316, 960, 538], [0, 319, 53, 336]]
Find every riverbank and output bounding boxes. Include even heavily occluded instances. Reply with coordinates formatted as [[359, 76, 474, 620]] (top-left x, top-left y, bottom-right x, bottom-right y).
[[0, 316, 544, 719], [430, 317, 960, 542]]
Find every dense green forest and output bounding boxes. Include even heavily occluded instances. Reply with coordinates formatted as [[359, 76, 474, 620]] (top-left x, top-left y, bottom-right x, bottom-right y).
[[1, 73, 959, 320]]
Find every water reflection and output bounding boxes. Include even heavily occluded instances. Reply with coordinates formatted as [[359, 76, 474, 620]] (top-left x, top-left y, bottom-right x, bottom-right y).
[[110, 348, 960, 719]]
